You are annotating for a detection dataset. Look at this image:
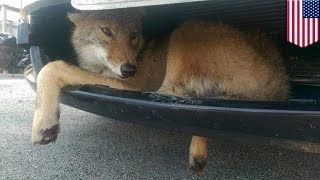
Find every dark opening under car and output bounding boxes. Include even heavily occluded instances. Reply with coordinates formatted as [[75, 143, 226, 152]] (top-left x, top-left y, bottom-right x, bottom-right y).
[[20, 0, 320, 152]]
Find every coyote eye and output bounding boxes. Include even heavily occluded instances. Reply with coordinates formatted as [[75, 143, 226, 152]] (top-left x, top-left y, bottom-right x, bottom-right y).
[[101, 27, 112, 36], [129, 32, 138, 40]]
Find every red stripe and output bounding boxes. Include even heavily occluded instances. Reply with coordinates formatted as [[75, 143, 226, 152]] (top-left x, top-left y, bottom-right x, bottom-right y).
[[298, 0, 301, 46], [309, 18, 311, 46], [312, 19, 315, 43], [302, 10, 305, 47], [292, 0, 295, 44], [307, 18, 310, 46], [296, 0, 298, 44], [287, 0, 289, 41]]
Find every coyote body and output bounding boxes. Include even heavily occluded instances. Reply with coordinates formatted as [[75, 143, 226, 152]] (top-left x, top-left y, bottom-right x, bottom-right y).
[[159, 21, 289, 100], [32, 9, 289, 175]]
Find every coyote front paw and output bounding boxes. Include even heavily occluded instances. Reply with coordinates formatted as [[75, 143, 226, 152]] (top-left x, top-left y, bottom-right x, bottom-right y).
[[32, 122, 60, 145], [32, 100, 62, 145], [189, 154, 207, 176], [32, 105, 60, 145]]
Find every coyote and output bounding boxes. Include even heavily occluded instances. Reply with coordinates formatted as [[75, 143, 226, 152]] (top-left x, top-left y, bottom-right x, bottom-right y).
[[32, 9, 289, 175]]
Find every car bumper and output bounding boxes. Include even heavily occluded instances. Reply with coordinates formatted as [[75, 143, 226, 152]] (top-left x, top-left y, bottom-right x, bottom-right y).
[[24, 67, 320, 148]]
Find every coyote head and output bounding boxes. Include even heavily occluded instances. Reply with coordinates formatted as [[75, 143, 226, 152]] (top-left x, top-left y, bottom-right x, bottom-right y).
[[68, 9, 145, 78]]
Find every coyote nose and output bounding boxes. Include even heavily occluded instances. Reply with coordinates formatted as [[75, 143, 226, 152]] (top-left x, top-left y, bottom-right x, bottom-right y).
[[120, 63, 137, 77]]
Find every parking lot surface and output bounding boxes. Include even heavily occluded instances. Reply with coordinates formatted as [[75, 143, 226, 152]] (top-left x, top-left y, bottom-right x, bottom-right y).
[[0, 76, 320, 179]]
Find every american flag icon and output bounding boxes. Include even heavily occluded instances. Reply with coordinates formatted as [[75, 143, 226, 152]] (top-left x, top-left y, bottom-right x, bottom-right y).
[[287, 0, 320, 47]]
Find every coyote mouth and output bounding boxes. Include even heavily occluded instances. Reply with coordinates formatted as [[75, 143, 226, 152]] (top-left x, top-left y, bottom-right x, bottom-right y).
[[102, 60, 126, 79], [116, 74, 128, 79]]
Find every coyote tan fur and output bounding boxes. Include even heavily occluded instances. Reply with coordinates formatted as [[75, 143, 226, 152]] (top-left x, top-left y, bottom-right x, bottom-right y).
[[32, 9, 289, 175]]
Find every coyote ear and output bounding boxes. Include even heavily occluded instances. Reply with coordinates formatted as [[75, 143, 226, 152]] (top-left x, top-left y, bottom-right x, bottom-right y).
[[67, 12, 82, 25]]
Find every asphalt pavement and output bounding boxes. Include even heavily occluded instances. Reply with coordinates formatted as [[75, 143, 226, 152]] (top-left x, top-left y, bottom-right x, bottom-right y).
[[0, 75, 320, 180]]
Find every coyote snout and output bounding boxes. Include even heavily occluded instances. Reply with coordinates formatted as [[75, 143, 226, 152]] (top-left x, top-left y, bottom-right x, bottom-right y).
[[120, 63, 137, 78], [102, 36, 140, 78], [68, 9, 144, 78]]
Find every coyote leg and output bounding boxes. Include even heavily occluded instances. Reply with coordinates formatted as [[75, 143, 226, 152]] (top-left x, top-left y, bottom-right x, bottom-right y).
[[157, 84, 209, 175], [32, 60, 135, 145], [189, 136, 208, 175]]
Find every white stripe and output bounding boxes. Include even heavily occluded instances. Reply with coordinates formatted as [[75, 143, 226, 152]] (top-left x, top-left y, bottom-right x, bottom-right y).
[[289, 0, 293, 42], [305, 20, 308, 47], [294, 0, 298, 45]]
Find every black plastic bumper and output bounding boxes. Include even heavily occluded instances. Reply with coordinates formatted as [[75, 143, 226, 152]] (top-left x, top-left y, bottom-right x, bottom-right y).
[[25, 69, 320, 144]]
